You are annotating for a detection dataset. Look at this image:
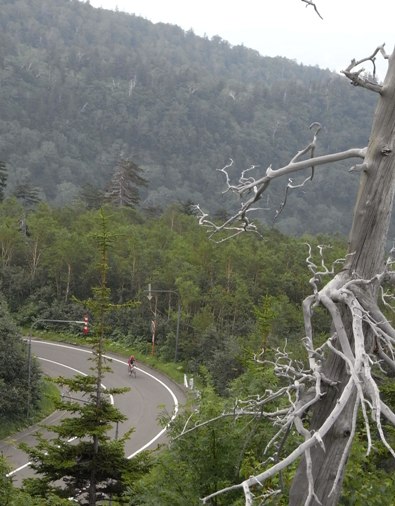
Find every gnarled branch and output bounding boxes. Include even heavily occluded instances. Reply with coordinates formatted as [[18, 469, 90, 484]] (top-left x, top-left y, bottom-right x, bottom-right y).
[[198, 248, 395, 504], [193, 124, 366, 243], [341, 44, 390, 93]]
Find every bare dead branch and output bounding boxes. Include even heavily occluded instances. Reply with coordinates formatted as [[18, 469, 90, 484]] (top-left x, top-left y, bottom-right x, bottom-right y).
[[202, 377, 356, 504], [175, 412, 241, 440], [247, 147, 366, 193], [380, 400, 395, 425], [197, 244, 395, 504], [349, 162, 368, 173], [194, 137, 366, 242], [377, 343, 395, 372], [193, 76, 395, 502], [328, 397, 359, 497], [301, 0, 323, 19], [192, 203, 264, 242], [274, 123, 321, 221], [341, 45, 389, 93]]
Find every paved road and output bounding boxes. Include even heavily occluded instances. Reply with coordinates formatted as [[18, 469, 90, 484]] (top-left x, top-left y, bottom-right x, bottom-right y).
[[1, 340, 186, 485]]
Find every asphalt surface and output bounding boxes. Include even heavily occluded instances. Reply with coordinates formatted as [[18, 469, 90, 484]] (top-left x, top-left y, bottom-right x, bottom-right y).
[[1, 340, 186, 486]]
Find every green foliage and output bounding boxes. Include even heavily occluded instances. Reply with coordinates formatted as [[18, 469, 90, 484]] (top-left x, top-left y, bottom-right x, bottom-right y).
[[14, 181, 41, 209], [0, 200, 392, 504], [341, 431, 395, 505], [132, 360, 295, 505], [0, 454, 14, 505], [254, 294, 304, 351], [340, 377, 395, 504], [0, 3, 392, 501], [0, 293, 41, 423], [77, 184, 105, 210], [20, 209, 151, 504], [0, 453, 76, 506], [0, 200, 347, 395], [133, 381, 242, 505], [0, 378, 58, 439]]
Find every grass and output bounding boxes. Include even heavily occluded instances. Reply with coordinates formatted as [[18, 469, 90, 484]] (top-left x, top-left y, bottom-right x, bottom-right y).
[[0, 378, 60, 440]]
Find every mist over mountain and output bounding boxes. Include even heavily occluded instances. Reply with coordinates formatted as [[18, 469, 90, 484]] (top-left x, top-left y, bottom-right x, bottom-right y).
[[0, 0, 377, 235]]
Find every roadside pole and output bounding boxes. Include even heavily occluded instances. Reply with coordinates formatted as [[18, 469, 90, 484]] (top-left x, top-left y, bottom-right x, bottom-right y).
[[146, 285, 181, 360]]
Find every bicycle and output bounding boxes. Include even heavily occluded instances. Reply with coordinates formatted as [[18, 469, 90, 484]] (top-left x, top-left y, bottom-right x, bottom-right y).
[[128, 363, 137, 378]]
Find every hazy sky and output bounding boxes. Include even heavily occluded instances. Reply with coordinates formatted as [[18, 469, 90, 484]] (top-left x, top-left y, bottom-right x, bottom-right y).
[[87, 0, 393, 78]]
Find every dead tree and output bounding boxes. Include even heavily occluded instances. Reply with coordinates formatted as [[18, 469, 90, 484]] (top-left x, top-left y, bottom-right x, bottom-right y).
[[193, 45, 395, 505]]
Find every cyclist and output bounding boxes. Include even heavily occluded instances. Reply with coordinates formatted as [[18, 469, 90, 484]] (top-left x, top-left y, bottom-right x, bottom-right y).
[[128, 354, 136, 374]]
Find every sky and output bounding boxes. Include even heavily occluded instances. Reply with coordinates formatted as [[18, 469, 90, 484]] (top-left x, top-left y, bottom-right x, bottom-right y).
[[87, 0, 394, 79]]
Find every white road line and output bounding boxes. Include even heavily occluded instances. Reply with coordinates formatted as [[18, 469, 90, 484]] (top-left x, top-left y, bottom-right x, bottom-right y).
[[30, 340, 180, 420], [7, 461, 31, 476], [7, 358, 90, 477], [38, 357, 114, 405], [9, 340, 181, 476]]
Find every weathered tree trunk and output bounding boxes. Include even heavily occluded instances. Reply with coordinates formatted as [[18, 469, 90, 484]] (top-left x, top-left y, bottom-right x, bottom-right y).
[[289, 48, 395, 505], [289, 311, 358, 505]]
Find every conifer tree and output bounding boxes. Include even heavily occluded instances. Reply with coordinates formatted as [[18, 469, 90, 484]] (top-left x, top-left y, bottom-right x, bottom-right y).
[[105, 159, 147, 208], [21, 209, 150, 505], [78, 183, 106, 210], [14, 181, 41, 208]]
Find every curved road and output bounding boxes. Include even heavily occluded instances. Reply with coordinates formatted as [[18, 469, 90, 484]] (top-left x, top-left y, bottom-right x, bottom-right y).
[[1, 340, 186, 485]]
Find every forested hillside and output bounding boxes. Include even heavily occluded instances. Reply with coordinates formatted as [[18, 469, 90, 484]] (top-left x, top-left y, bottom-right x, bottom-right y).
[[0, 200, 344, 393], [0, 0, 378, 235]]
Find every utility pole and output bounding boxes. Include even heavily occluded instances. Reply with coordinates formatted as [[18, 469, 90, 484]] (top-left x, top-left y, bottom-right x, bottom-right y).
[[146, 285, 181, 360]]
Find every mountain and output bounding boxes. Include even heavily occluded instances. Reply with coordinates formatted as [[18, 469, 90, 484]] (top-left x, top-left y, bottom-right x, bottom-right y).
[[0, 0, 378, 235]]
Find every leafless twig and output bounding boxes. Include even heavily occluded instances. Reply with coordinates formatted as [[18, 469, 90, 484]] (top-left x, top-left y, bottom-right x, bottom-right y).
[[301, 0, 323, 20]]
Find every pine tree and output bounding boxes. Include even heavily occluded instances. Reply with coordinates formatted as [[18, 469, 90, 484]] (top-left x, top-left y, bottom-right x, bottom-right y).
[[21, 209, 150, 505], [14, 181, 41, 208], [105, 159, 147, 208], [78, 183, 105, 210]]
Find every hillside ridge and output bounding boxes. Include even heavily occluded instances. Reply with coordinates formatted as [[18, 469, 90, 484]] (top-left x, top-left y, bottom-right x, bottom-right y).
[[0, 0, 377, 234]]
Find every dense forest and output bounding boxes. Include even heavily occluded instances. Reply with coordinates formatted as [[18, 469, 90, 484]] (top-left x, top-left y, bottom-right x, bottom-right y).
[[0, 199, 337, 391], [0, 0, 379, 235], [1, 201, 394, 504]]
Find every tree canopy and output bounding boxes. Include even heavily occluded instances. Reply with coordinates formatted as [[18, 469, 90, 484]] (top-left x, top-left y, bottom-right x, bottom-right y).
[[0, 292, 41, 422]]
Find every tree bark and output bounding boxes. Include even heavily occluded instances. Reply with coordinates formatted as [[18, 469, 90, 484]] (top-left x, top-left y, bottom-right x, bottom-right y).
[[289, 311, 357, 505], [289, 48, 395, 505]]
